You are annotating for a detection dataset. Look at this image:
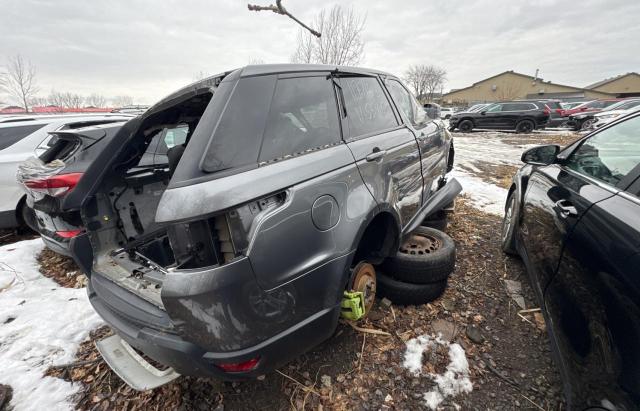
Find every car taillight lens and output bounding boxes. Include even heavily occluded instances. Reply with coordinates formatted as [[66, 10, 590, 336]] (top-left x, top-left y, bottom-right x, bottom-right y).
[[215, 357, 260, 373], [55, 229, 83, 238], [23, 173, 83, 197], [543, 106, 551, 115]]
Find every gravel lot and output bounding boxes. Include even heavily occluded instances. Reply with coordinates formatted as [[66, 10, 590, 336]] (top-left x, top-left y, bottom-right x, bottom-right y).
[[0, 128, 580, 410]]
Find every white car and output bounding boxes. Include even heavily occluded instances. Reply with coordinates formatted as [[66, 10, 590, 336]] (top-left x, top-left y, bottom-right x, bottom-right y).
[[440, 107, 455, 119], [0, 114, 132, 229], [594, 104, 640, 128]]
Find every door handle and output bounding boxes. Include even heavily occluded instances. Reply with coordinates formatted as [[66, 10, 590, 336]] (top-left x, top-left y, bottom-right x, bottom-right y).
[[366, 148, 386, 162], [554, 199, 578, 218]]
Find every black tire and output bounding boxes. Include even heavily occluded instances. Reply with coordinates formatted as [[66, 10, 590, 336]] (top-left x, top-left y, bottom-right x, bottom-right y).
[[382, 226, 455, 284], [422, 210, 447, 232], [377, 272, 447, 305], [501, 192, 518, 255], [515, 119, 534, 133], [458, 119, 473, 132], [18, 202, 37, 233], [581, 118, 595, 131]]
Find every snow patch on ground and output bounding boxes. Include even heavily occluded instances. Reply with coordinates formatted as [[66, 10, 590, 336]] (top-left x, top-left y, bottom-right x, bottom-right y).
[[451, 132, 529, 215], [403, 334, 473, 410], [0, 239, 103, 411]]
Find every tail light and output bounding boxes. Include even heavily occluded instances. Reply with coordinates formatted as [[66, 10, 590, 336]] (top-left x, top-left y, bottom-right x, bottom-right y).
[[215, 357, 260, 373], [543, 105, 551, 115], [55, 229, 83, 238], [23, 173, 83, 197]]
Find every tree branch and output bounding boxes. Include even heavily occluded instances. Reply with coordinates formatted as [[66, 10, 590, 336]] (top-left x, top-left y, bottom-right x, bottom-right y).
[[248, 0, 321, 37]]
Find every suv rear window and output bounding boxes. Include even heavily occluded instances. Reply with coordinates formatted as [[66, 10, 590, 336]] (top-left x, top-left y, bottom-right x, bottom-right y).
[[0, 124, 47, 150], [259, 76, 340, 162], [341, 76, 398, 139]]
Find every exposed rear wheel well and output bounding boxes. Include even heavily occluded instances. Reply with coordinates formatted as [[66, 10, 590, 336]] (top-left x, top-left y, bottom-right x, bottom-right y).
[[353, 212, 399, 266]]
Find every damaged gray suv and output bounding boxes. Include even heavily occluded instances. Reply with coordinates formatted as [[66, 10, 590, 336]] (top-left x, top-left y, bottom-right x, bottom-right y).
[[66, 64, 460, 389]]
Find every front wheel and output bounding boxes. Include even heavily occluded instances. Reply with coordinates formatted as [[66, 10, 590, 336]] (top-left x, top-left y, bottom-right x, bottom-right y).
[[581, 119, 595, 131], [501, 192, 518, 255], [515, 119, 534, 133], [458, 119, 473, 133]]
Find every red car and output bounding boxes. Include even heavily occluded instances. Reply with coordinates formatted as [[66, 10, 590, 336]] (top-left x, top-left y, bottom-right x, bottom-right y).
[[562, 99, 622, 116]]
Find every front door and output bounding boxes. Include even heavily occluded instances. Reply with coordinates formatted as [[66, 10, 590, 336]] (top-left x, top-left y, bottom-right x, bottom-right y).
[[540, 115, 640, 409], [338, 75, 423, 228], [476, 103, 503, 128], [384, 78, 446, 202]]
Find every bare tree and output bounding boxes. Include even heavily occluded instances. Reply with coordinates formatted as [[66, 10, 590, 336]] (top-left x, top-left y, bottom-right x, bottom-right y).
[[291, 5, 366, 66], [248, 0, 320, 37], [405, 64, 447, 102], [112, 95, 134, 108], [60, 92, 83, 109], [404, 65, 429, 99], [47, 90, 66, 111], [423, 66, 446, 102], [2, 55, 39, 112], [85, 93, 107, 108]]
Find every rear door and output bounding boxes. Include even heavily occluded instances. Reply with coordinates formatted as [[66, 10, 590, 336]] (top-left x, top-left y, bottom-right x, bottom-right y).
[[541, 115, 640, 409], [338, 75, 423, 228], [384, 78, 446, 201]]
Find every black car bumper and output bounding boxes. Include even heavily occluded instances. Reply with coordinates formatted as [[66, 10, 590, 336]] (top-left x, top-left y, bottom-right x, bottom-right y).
[[88, 271, 340, 380]]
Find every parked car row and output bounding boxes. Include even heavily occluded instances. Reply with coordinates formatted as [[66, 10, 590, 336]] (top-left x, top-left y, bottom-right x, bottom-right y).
[[2, 64, 461, 390], [446, 97, 640, 133], [566, 98, 640, 130]]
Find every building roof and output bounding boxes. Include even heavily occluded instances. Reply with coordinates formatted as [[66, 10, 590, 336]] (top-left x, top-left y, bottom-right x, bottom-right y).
[[442, 70, 608, 97], [585, 72, 640, 89]]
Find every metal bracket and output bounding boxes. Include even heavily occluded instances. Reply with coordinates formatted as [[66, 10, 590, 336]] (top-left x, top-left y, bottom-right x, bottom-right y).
[[96, 334, 180, 391]]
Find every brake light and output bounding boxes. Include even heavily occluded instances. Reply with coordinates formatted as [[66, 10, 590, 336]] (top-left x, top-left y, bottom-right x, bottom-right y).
[[23, 173, 83, 197], [55, 229, 83, 238], [543, 105, 551, 115], [216, 357, 260, 373]]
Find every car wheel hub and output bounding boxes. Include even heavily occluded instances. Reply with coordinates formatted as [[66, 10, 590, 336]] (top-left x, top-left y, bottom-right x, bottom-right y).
[[350, 262, 377, 315], [400, 234, 441, 256]]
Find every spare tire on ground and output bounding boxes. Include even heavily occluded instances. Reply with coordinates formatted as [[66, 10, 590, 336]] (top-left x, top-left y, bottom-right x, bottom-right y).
[[382, 226, 455, 284], [376, 272, 447, 305], [422, 210, 448, 232]]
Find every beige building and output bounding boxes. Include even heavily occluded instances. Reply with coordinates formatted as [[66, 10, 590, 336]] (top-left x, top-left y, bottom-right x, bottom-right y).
[[442, 70, 614, 105], [585, 72, 640, 97]]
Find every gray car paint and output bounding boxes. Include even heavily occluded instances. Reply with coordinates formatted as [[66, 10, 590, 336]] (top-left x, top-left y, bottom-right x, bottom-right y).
[[78, 64, 459, 378]]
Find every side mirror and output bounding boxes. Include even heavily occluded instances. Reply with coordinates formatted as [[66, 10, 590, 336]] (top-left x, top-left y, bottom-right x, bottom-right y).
[[480, 111, 486, 115], [521, 145, 560, 165]]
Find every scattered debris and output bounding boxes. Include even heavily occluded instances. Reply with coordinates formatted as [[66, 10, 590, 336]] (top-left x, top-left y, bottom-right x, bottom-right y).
[[465, 324, 484, 344], [504, 279, 526, 309], [37, 248, 85, 288], [431, 319, 458, 341]]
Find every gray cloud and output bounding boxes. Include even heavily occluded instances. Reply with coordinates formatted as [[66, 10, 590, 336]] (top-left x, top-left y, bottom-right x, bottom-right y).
[[1, 0, 638, 104]]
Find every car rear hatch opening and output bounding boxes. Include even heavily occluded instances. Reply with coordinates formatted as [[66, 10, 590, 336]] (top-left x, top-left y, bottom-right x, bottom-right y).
[[73, 72, 263, 308]]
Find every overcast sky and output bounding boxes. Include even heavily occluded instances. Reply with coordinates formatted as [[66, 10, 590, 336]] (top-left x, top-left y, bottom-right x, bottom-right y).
[[1, 0, 639, 105]]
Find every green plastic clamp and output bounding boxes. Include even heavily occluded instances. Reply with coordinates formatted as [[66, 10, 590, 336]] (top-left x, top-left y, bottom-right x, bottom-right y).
[[341, 290, 365, 321]]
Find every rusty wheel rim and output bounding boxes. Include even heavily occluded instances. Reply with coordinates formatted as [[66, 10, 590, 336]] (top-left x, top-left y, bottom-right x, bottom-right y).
[[400, 234, 441, 256], [351, 262, 377, 315]]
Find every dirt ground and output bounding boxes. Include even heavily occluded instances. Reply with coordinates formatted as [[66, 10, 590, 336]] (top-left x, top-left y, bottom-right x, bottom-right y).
[[20, 129, 577, 410]]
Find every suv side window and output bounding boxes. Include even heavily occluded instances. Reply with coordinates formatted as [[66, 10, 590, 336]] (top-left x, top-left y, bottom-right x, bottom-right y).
[[565, 115, 640, 188], [386, 79, 427, 129], [259, 76, 340, 162], [486, 104, 503, 112], [340, 76, 398, 139], [157, 124, 189, 155]]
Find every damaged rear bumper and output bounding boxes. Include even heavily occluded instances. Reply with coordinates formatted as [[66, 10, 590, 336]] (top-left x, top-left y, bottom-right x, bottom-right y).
[[87, 253, 348, 381]]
